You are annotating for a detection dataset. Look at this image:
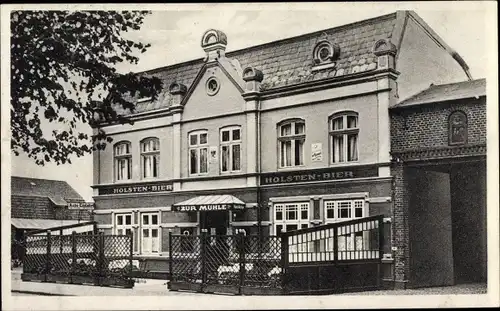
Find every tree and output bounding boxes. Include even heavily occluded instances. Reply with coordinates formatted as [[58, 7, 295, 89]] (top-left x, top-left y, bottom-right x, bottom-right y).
[[11, 10, 163, 165]]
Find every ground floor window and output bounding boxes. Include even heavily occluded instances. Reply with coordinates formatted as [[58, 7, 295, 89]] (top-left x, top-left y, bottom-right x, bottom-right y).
[[273, 202, 310, 235], [324, 199, 367, 251], [115, 213, 133, 236], [141, 212, 160, 254]]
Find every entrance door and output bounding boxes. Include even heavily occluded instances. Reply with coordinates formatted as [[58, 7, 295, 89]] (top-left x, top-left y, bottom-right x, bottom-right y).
[[199, 211, 230, 280], [409, 168, 454, 288]]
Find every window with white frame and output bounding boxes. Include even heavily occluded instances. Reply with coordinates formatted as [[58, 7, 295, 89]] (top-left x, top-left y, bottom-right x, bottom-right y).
[[114, 142, 132, 181], [329, 112, 359, 163], [141, 138, 160, 179], [141, 212, 159, 254], [115, 213, 133, 236], [189, 131, 208, 175], [273, 202, 309, 235], [324, 199, 367, 251], [220, 127, 241, 172], [278, 120, 305, 168]]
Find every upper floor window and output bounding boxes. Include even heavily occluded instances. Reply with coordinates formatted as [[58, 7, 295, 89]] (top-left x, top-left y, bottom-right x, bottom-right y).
[[141, 138, 160, 179], [189, 131, 208, 175], [220, 127, 241, 172], [330, 112, 359, 163], [114, 141, 132, 181], [449, 111, 468, 145], [278, 120, 305, 168]]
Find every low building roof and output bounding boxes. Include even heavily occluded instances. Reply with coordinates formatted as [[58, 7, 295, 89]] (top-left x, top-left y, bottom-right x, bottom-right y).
[[393, 78, 486, 109], [11, 176, 84, 206]]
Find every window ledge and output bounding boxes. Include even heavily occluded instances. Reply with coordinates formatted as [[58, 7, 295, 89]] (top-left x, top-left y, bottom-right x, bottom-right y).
[[277, 165, 306, 171]]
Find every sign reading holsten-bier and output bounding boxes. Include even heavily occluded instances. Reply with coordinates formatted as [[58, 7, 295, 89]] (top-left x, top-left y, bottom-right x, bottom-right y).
[[260, 165, 378, 185], [98, 182, 174, 195]]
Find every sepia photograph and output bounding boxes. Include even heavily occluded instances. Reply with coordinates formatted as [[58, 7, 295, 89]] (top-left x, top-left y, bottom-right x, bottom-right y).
[[1, 2, 498, 310]]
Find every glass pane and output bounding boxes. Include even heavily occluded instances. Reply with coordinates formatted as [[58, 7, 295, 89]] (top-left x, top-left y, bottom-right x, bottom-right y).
[[117, 229, 123, 235], [276, 225, 283, 235], [295, 140, 303, 165], [287, 208, 297, 220], [280, 124, 291, 136], [190, 149, 198, 174], [301, 209, 308, 220], [332, 117, 343, 130], [200, 133, 207, 144], [286, 224, 298, 232], [295, 123, 305, 135], [151, 229, 158, 237], [347, 115, 358, 128], [117, 215, 123, 225], [347, 134, 358, 161], [221, 146, 229, 172], [143, 215, 149, 225], [333, 136, 344, 163], [125, 229, 132, 236], [232, 129, 241, 141], [200, 148, 208, 173], [125, 215, 131, 225], [355, 208, 363, 218], [339, 208, 350, 218], [232, 144, 241, 171], [276, 211, 283, 221], [301, 224, 308, 229], [152, 215, 158, 225], [153, 155, 159, 177], [222, 130, 230, 142], [327, 209, 334, 219], [127, 159, 132, 179], [142, 229, 149, 238], [285, 141, 292, 166], [190, 134, 197, 146]]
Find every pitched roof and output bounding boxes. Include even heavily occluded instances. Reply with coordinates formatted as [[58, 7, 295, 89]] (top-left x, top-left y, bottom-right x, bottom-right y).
[[121, 12, 398, 115], [11, 176, 84, 206], [394, 78, 486, 109]]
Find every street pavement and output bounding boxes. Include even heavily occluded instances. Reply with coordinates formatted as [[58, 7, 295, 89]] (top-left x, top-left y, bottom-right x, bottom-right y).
[[10, 268, 487, 296]]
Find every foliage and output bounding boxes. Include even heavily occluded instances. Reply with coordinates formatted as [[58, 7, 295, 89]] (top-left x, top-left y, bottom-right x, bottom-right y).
[[11, 10, 163, 165]]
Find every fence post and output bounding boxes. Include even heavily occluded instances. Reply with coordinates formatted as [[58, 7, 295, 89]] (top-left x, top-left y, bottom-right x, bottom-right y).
[[238, 231, 245, 295], [71, 231, 77, 283], [95, 232, 105, 286], [59, 229, 63, 254], [333, 224, 339, 263], [377, 216, 384, 289], [280, 230, 288, 293], [128, 230, 133, 277], [168, 230, 172, 281], [45, 230, 51, 282], [200, 229, 207, 290]]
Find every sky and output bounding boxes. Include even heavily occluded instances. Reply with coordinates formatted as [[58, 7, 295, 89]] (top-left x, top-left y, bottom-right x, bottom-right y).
[[8, 2, 494, 201]]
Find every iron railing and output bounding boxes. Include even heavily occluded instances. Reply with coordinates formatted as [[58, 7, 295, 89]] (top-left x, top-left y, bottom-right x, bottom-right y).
[[22, 224, 135, 288]]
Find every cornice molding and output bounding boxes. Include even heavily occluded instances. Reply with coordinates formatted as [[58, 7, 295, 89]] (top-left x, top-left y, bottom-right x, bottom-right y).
[[391, 144, 487, 161]]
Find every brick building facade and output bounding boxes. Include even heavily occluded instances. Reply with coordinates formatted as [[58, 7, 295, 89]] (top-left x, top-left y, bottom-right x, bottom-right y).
[[90, 11, 484, 288], [390, 79, 487, 288]]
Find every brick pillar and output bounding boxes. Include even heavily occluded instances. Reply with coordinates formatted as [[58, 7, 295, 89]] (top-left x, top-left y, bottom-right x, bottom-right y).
[[391, 161, 410, 289]]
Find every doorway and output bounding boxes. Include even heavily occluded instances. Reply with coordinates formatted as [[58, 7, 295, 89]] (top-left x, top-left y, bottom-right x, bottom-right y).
[[407, 160, 487, 288], [199, 211, 229, 235]]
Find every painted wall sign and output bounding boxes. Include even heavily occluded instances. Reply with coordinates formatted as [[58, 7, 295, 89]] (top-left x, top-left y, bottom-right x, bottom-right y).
[[260, 165, 378, 186], [311, 143, 323, 162], [67, 202, 95, 210], [173, 204, 245, 212], [98, 182, 174, 195]]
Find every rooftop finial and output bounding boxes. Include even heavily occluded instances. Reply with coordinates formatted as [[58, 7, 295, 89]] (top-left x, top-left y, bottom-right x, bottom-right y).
[[201, 29, 228, 62]]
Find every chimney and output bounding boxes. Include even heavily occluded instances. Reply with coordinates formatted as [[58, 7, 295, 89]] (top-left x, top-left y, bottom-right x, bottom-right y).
[[201, 29, 228, 63]]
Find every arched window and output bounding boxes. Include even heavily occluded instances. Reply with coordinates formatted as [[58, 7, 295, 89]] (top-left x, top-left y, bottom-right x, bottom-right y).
[[449, 111, 468, 145], [141, 138, 160, 179], [114, 141, 132, 181], [278, 119, 305, 168], [329, 112, 359, 163], [220, 126, 241, 172], [189, 130, 209, 175]]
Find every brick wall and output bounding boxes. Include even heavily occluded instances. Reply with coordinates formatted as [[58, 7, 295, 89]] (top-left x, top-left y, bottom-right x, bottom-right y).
[[391, 99, 486, 152]]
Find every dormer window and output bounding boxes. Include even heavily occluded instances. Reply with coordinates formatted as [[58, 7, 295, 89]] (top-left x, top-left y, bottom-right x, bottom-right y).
[[313, 40, 340, 66]]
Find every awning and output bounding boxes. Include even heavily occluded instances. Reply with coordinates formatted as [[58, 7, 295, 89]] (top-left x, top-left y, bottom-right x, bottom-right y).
[[172, 195, 245, 212], [11, 218, 81, 230]]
